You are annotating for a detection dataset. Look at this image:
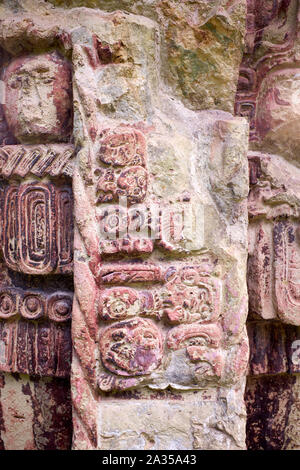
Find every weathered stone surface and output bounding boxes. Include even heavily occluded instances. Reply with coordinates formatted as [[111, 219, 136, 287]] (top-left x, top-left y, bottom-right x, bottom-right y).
[[247, 321, 300, 376], [66, 7, 249, 450], [248, 152, 300, 325], [246, 374, 300, 450], [156, 0, 247, 113], [284, 374, 300, 450], [0, 1, 250, 451], [98, 386, 246, 450], [0, 1, 247, 114], [0, 372, 72, 450], [235, 0, 300, 164]]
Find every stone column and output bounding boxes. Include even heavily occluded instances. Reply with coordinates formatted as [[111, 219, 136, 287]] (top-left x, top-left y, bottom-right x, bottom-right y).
[[0, 16, 73, 451], [0, 1, 250, 450], [70, 8, 249, 450]]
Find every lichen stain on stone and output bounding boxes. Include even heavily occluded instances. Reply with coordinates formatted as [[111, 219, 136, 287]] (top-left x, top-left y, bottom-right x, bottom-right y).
[[245, 375, 297, 450]]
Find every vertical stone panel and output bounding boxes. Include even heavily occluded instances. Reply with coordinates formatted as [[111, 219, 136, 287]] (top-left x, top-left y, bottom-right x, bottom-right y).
[[0, 16, 74, 450], [0, 1, 250, 450], [236, 0, 300, 450], [70, 8, 249, 450]]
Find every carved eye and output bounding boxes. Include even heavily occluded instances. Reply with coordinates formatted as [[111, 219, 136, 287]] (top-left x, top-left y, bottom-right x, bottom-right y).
[[94, 168, 102, 177], [42, 78, 54, 85], [107, 299, 127, 314], [54, 300, 71, 317]]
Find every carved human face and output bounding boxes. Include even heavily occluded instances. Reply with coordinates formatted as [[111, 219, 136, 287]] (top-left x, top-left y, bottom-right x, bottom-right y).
[[3, 52, 72, 143], [100, 318, 163, 376]]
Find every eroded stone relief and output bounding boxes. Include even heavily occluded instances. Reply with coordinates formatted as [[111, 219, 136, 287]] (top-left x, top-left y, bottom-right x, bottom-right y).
[[0, 28, 74, 449], [69, 9, 249, 450], [236, 0, 300, 450], [0, 1, 250, 451]]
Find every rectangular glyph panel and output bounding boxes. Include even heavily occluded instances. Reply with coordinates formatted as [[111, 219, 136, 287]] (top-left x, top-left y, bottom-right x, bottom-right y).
[[2, 183, 73, 275]]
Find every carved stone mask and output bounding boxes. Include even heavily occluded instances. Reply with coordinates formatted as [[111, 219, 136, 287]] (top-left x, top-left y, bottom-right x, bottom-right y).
[[3, 52, 72, 143]]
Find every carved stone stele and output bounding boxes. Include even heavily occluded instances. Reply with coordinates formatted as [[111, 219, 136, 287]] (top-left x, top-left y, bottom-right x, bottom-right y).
[[0, 4, 249, 451], [235, 0, 300, 164], [68, 9, 249, 450]]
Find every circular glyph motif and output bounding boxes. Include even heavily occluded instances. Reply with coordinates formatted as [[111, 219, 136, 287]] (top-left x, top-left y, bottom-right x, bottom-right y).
[[100, 318, 163, 376]]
